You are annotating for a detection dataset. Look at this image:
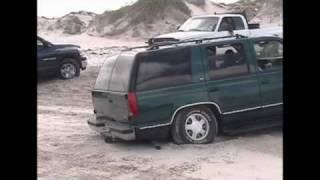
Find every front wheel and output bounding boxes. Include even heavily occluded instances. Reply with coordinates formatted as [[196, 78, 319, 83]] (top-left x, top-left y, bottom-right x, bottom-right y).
[[171, 106, 218, 144], [59, 58, 80, 79]]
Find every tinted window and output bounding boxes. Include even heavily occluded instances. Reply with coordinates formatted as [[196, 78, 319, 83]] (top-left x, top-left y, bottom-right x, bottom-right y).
[[95, 54, 135, 91], [254, 40, 283, 72], [94, 56, 117, 90], [219, 17, 233, 31], [109, 54, 135, 91], [136, 47, 192, 91], [232, 17, 245, 30], [206, 43, 249, 80]]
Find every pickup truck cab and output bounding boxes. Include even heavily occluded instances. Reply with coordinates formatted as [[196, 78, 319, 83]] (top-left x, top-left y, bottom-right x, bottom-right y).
[[149, 13, 282, 45], [37, 36, 88, 79], [88, 35, 283, 144]]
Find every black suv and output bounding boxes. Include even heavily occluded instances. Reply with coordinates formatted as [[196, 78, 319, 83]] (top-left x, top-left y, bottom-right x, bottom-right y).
[[37, 36, 87, 79]]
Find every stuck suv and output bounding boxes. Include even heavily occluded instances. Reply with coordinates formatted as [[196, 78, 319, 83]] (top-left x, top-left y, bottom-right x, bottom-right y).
[[88, 35, 283, 144], [37, 36, 87, 79]]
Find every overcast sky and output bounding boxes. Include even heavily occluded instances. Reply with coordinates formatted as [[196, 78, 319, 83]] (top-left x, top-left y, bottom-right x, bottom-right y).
[[38, 0, 239, 17]]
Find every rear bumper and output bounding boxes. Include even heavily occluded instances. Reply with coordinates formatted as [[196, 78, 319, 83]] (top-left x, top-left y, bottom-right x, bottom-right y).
[[87, 116, 136, 141]]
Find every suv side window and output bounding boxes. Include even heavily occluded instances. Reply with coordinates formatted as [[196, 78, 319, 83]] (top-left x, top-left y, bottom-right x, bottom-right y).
[[206, 43, 249, 80], [254, 40, 283, 72], [136, 47, 192, 91], [232, 17, 245, 30]]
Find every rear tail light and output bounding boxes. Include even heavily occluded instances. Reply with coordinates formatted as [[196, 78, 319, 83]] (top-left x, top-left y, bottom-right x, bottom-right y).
[[128, 92, 139, 118]]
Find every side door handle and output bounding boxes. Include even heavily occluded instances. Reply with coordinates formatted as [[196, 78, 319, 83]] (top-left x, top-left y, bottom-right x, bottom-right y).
[[260, 80, 270, 85], [209, 88, 219, 92]]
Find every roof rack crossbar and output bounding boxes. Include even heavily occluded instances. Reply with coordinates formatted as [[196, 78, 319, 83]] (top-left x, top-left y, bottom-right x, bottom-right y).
[[123, 34, 247, 51], [125, 45, 150, 51], [149, 34, 247, 49]]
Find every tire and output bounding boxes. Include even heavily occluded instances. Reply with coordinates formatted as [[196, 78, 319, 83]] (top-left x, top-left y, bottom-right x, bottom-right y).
[[171, 106, 218, 144], [59, 58, 80, 79], [103, 136, 114, 143]]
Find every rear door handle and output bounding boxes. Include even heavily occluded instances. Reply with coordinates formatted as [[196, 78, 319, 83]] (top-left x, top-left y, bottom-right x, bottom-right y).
[[210, 88, 219, 92], [260, 80, 270, 85]]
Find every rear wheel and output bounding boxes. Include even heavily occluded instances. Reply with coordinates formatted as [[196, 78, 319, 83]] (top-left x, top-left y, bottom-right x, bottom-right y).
[[171, 106, 218, 144], [59, 58, 80, 79]]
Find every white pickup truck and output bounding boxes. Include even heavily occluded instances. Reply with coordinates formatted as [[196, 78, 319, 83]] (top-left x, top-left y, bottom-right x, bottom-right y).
[[149, 13, 282, 45]]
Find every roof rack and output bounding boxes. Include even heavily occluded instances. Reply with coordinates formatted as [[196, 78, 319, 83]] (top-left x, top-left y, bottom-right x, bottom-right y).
[[124, 45, 150, 51], [124, 34, 247, 51]]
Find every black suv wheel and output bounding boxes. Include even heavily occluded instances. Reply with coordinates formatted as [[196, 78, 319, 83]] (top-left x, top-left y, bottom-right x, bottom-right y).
[[59, 58, 80, 79]]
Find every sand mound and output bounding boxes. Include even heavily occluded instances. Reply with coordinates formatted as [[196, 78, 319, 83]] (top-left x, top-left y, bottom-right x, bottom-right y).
[[37, 0, 282, 39]]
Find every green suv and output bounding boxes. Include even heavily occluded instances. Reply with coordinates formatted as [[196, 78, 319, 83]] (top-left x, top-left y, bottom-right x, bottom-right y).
[[88, 36, 283, 144]]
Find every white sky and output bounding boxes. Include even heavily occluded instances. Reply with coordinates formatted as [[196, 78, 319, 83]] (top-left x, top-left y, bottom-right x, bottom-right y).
[[38, 0, 239, 18]]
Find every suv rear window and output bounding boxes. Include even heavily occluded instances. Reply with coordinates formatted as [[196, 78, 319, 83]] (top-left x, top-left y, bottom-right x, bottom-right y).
[[94, 53, 135, 92], [219, 17, 245, 31], [232, 17, 245, 30], [135, 47, 192, 91], [94, 56, 117, 90]]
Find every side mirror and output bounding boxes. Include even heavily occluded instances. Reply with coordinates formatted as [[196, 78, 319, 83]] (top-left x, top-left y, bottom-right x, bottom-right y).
[[265, 62, 273, 69], [258, 41, 268, 46], [44, 41, 53, 48], [177, 25, 180, 30]]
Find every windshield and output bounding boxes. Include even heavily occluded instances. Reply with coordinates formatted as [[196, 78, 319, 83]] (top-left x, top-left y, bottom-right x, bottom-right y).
[[37, 37, 54, 47], [179, 17, 219, 32]]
